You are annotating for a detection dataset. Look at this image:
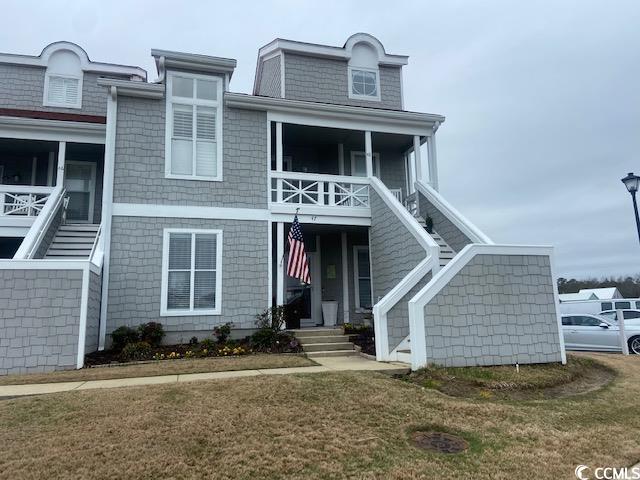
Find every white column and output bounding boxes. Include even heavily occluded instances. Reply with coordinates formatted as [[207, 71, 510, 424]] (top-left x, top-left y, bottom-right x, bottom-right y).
[[365, 131, 373, 177], [341, 232, 350, 324], [276, 221, 285, 306], [413, 135, 424, 185], [427, 134, 439, 191], [275, 122, 283, 202], [56, 141, 66, 186]]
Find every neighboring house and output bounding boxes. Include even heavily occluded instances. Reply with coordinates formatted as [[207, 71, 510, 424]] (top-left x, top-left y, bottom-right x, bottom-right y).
[[0, 34, 565, 374], [559, 287, 623, 302]]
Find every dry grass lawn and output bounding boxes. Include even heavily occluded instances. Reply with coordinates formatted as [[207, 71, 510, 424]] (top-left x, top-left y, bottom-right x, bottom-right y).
[[1, 353, 639, 479], [0, 354, 315, 385]]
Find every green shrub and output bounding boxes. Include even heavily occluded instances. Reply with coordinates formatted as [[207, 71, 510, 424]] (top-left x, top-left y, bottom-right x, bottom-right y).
[[200, 338, 216, 351], [213, 322, 233, 343], [138, 322, 165, 346], [111, 326, 139, 352], [255, 306, 286, 331], [119, 341, 152, 362]]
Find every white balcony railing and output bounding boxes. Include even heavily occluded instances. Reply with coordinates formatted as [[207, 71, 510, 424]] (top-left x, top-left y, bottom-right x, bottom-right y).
[[270, 171, 370, 208], [0, 186, 55, 217]]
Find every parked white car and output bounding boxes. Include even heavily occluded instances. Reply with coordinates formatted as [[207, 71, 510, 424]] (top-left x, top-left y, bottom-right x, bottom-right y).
[[561, 314, 640, 354], [599, 309, 640, 324]]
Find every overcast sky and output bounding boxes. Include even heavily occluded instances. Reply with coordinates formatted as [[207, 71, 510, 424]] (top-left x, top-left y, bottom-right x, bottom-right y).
[[2, 0, 638, 278]]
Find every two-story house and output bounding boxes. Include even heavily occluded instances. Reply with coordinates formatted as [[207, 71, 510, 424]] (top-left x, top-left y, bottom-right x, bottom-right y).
[[0, 34, 566, 375]]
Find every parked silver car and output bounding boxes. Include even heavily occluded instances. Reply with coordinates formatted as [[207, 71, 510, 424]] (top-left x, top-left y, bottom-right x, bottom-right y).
[[599, 309, 640, 324], [561, 313, 640, 354]]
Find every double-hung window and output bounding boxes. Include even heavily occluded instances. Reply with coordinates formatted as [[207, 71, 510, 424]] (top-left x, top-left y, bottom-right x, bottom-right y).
[[166, 73, 223, 180], [353, 246, 372, 310], [161, 229, 222, 316]]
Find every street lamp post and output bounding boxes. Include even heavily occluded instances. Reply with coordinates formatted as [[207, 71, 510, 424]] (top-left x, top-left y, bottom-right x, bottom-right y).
[[621, 172, 640, 244]]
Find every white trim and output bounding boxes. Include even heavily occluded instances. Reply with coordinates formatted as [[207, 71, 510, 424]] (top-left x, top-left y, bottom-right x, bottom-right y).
[[151, 49, 236, 77], [227, 93, 444, 136], [271, 212, 371, 226], [165, 72, 223, 182], [414, 181, 493, 245], [257, 35, 408, 66], [56, 141, 66, 186], [99, 87, 117, 350], [64, 160, 96, 223], [341, 232, 349, 323], [96, 78, 164, 99], [113, 203, 270, 221], [407, 244, 557, 370], [353, 245, 372, 311], [276, 222, 284, 306], [0, 116, 105, 144], [267, 219, 273, 308], [160, 228, 223, 317], [0, 259, 91, 269], [76, 266, 90, 369], [312, 236, 322, 324], [413, 136, 423, 184], [549, 248, 568, 364], [426, 135, 439, 191]]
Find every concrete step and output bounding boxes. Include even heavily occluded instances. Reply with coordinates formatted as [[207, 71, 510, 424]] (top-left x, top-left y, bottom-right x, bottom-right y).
[[298, 335, 351, 344], [303, 342, 354, 352], [306, 349, 359, 358], [290, 328, 343, 337]]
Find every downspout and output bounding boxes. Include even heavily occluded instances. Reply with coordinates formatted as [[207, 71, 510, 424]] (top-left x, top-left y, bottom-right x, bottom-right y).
[[98, 86, 117, 350], [154, 56, 166, 84]]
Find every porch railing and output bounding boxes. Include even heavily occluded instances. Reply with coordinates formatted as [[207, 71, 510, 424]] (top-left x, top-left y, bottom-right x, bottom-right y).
[[0, 186, 55, 217], [270, 171, 370, 208]]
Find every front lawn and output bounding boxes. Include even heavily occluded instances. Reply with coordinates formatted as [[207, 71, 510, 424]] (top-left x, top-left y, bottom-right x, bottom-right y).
[[1, 353, 639, 479], [0, 354, 315, 386]]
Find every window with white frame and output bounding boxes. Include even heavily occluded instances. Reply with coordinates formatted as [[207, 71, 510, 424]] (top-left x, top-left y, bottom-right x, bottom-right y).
[[45, 75, 81, 108], [350, 151, 380, 177], [166, 73, 223, 180], [353, 246, 372, 310], [348, 67, 380, 101], [162, 229, 222, 315]]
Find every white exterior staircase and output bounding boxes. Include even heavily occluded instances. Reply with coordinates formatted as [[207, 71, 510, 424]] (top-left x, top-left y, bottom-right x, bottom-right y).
[[45, 224, 100, 259], [410, 213, 456, 267]]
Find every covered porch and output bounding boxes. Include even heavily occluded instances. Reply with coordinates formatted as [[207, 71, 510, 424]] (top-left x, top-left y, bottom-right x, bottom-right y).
[[271, 223, 373, 329]]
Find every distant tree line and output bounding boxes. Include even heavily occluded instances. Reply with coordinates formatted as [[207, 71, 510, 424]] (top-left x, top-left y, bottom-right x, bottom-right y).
[[557, 276, 640, 298]]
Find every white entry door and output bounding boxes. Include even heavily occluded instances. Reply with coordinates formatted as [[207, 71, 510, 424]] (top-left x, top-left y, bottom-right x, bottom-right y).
[[64, 161, 96, 223]]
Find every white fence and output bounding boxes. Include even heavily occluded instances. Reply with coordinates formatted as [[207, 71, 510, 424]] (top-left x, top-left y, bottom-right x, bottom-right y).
[[270, 171, 370, 208], [0, 186, 54, 217]]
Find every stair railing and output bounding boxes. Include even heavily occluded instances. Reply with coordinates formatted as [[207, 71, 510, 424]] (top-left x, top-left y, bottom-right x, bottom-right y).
[[14, 186, 67, 259], [89, 223, 104, 268]]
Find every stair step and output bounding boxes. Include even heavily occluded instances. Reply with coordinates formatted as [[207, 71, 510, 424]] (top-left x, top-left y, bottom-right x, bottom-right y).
[[51, 236, 96, 243], [306, 350, 359, 358], [49, 243, 94, 249], [290, 328, 343, 337], [303, 342, 354, 352], [54, 231, 98, 238], [59, 224, 99, 230], [46, 249, 92, 257], [298, 335, 351, 344]]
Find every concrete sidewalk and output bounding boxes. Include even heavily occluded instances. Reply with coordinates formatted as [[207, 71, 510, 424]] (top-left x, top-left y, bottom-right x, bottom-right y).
[[0, 356, 409, 398]]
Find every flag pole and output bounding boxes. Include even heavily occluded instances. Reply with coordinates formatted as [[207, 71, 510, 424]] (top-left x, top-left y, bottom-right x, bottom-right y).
[[279, 208, 300, 266]]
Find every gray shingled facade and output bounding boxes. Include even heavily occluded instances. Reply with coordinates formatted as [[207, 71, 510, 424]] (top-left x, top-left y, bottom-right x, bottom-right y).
[[256, 55, 281, 98], [112, 95, 268, 208], [107, 216, 269, 338], [422, 254, 563, 367], [283, 53, 403, 110], [0, 64, 122, 116], [85, 270, 102, 353], [0, 268, 84, 375]]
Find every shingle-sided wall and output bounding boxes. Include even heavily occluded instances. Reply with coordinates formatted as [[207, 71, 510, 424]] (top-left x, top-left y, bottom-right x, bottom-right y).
[[423, 254, 563, 367], [85, 270, 102, 353], [369, 189, 428, 350], [284, 54, 402, 110], [417, 190, 472, 253], [107, 216, 269, 338], [257, 56, 281, 98], [0, 269, 83, 375], [112, 96, 268, 208], [0, 64, 115, 116]]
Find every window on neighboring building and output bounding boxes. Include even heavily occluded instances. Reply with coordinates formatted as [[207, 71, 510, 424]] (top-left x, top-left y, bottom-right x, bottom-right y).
[[166, 73, 223, 180], [353, 246, 372, 310], [348, 67, 380, 101], [162, 229, 222, 315]]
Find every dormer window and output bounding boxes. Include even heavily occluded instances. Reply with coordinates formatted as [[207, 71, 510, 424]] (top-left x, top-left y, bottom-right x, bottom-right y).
[[349, 68, 379, 100], [45, 75, 81, 107], [42, 49, 83, 109]]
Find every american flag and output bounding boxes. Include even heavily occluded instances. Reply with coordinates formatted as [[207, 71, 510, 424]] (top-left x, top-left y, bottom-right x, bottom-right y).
[[287, 215, 311, 284]]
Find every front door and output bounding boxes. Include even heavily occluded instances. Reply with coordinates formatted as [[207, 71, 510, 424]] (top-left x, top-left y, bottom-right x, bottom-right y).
[[64, 160, 96, 223], [284, 251, 321, 327]]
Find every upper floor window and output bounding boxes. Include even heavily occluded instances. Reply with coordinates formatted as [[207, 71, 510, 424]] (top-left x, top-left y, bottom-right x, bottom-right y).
[[348, 68, 380, 101], [43, 49, 83, 109], [165, 72, 223, 181]]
